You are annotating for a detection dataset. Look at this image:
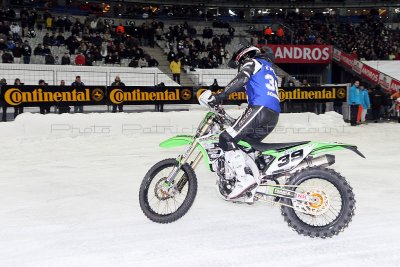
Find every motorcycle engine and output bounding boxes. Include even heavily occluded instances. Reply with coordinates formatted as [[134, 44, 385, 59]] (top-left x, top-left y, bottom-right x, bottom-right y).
[[216, 157, 236, 196]]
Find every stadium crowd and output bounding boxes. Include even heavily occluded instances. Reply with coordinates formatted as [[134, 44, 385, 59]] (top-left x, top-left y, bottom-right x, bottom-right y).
[[163, 22, 235, 70], [0, 8, 161, 67], [257, 11, 400, 60]]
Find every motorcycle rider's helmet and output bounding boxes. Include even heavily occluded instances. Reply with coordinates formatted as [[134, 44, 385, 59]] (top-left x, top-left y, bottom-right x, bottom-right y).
[[228, 45, 275, 69]]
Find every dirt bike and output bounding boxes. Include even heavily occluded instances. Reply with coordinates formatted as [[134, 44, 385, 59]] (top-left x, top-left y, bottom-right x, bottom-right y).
[[139, 100, 365, 238]]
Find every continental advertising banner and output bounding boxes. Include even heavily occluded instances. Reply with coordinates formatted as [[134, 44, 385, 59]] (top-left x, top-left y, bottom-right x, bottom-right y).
[[1, 85, 347, 107], [277, 86, 347, 102], [257, 44, 332, 64], [194, 86, 347, 104], [107, 86, 194, 105], [1, 85, 107, 107]]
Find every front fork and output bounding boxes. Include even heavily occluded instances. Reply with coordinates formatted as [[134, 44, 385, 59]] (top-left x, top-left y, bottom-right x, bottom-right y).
[[165, 115, 213, 192], [164, 141, 203, 192]]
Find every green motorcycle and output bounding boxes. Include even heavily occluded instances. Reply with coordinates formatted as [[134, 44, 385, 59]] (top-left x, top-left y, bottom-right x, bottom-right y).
[[139, 103, 365, 238]]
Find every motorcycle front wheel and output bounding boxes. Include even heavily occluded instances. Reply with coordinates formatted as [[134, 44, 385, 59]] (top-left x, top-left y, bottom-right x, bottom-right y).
[[139, 158, 198, 223]]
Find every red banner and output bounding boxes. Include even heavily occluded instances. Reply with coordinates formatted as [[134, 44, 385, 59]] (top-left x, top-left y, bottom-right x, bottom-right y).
[[339, 53, 355, 69], [257, 45, 332, 64], [352, 61, 364, 75], [333, 48, 400, 93], [361, 64, 380, 83], [333, 48, 341, 61], [378, 73, 392, 90], [390, 79, 400, 93]]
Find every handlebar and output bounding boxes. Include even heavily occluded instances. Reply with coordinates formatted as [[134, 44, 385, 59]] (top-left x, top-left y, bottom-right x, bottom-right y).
[[213, 105, 235, 126]]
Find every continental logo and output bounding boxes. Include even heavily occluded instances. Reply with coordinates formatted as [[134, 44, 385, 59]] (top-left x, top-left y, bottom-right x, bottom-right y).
[[109, 88, 187, 104], [4, 88, 92, 106], [337, 88, 346, 99], [196, 88, 247, 101], [91, 88, 104, 101], [278, 88, 345, 102], [181, 89, 192, 101]]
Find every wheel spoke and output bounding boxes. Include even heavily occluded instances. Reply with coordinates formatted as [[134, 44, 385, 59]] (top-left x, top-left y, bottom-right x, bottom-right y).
[[293, 178, 342, 227], [144, 163, 190, 217]]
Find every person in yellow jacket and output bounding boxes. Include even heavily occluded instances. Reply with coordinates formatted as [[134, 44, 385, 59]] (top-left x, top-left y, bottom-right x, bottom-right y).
[[46, 16, 53, 30], [169, 58, 181, 84]]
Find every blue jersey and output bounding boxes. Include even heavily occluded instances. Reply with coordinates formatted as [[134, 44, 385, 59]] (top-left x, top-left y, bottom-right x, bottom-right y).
[[245, 59, 281, 113]]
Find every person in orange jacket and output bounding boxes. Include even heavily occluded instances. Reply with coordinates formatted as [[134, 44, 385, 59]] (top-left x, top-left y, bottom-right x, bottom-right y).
[[277, 27, 284, 37], [391, 90, 400, 122], [264, 26, 273, 37], [116, 24, 125, 34]]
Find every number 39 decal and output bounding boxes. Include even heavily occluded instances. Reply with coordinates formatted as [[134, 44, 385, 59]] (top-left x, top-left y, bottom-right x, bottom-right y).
[[277, 150, 304, 167]]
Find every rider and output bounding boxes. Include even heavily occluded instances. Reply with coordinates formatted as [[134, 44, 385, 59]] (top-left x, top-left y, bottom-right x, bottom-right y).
[[204, 45, 280, 199]]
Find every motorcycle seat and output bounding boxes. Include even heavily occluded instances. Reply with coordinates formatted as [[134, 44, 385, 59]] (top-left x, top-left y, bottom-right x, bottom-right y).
[[245, 140, 310, 151]]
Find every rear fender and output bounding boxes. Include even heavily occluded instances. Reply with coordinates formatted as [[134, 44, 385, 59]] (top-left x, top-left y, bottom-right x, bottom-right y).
[[310, 142, 365, 158]]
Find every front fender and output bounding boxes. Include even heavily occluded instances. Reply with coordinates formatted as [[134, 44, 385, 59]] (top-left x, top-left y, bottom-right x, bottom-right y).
[[159, 135, 211, 169], [159, 135, 195, 148]]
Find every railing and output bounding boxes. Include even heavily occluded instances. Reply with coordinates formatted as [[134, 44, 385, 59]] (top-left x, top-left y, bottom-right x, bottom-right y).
[[0, 64, 177, 86]]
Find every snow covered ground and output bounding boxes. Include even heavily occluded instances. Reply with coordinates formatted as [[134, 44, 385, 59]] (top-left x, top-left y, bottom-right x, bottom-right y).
[[0, 107, 399, 267]]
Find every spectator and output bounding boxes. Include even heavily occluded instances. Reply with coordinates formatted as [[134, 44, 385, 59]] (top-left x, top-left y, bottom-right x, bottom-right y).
[[12, 42, 23, 64], [10, 22, 20, 39], [2, 51, 14, 63], [34, 43, 44, 56], [348, 81, 362, 126], [390, 90, 400, 123], [46, 16, 53, 31], [55, 16, 64, 32], [167, 50, 176, 62], [264, 26, 273, 38], [66, 35, 79, 54], [277, 26, 284, 38], [38, 79, 51, 114], [128, 58, 138, 67], [110, 76, 125, 112], [370, 85, 385, 123], [56, 32, 65, 45], [1, 78, 7, 121], [116, 23, 125, 34], [154, 82, 165, 112], [64, 16, 72, 32], [111, 52, 121, 65], [36, 14, 44, 31], [138, 57, 148, 68], [71, 76, 85, 113], [13, 78, 24, 118], [147, 56, 159, 67], [43, 32, 52, 46], [75, 53, 86, 65], [359, 85, 371, 124], [208, 79, 220, 93], [58, 80, 71, 114], [45, 53, 55, 65], [228, 26, 235, 38], [22, 40, 32, 64], [170, 57, 181, 84], [61, 52, 71, 65], [54, 55, 60, 65], [42, 45, 51, 55]]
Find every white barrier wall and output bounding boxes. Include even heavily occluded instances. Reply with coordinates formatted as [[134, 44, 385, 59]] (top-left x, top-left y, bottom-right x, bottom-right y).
[[187, 69, 237, 86], [188, 69, 283, 86], [0, 64, 178, 86]]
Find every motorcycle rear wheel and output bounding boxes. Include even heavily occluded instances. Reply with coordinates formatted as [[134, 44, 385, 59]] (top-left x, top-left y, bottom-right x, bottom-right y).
[[281, 166, 355, 238]]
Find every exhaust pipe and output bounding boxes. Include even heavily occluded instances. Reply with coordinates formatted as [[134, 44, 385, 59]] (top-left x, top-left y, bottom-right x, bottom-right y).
[[291, 154, 335, 173]]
